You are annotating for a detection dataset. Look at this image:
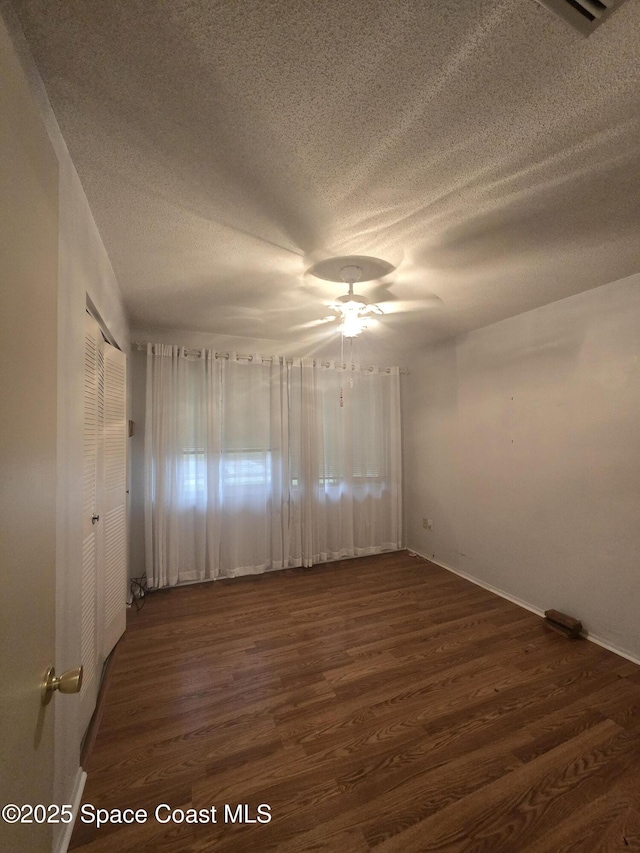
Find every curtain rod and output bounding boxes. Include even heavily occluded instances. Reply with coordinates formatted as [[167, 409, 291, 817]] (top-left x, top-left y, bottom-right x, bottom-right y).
[[133, 341, 409, 375]]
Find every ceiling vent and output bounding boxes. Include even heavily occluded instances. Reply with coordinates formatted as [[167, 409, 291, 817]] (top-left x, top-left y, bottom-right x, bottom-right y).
[[533, 0, 632, 35]]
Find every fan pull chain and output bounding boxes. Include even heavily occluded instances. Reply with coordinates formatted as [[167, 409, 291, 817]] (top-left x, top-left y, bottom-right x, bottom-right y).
[[350, 337, 354, 388], [340, 328, 345, 407]]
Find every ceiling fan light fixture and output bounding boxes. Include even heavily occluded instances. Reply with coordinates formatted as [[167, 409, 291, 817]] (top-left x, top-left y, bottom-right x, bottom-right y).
[[308, 255, 394, 338], [341, 312, 368, 338], [338, 300, 371, 337]]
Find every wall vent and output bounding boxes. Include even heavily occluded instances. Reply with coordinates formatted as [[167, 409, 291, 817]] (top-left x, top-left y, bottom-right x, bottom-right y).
[[532, 0, 632, 35]]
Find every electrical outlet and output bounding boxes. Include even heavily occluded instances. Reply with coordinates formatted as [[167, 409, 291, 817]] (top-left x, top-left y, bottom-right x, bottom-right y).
[[423, 518, 433, 531]]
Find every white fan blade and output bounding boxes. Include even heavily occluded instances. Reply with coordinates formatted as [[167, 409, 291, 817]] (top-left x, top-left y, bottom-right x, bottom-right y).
[[378, 297, 441, 315], [290, 316, 337, 331]]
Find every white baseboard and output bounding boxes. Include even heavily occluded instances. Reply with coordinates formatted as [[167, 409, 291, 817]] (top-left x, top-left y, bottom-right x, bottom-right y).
[[581, 632, 640, 666], [408, 548, 640, 667], [54, 768, 87, 853]]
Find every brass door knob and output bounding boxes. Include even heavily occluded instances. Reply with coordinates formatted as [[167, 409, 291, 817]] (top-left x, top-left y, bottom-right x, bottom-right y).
[[41, 665, 83, 706]]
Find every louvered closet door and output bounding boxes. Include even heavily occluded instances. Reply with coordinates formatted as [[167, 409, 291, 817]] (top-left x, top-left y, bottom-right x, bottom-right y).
[[102, 342, 127, 656], [81, 312, 103, 731], [81, 312, 127, 734]]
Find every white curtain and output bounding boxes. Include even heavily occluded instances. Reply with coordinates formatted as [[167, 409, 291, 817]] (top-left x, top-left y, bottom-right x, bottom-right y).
[[144, 345, 402, 588], [297, 358, 402, 565]]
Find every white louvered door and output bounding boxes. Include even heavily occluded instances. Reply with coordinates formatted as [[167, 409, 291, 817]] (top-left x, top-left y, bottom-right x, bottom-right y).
[[81, 312, 127, 733], [102, 342, 127, 656], [81, 313, 102, 731]]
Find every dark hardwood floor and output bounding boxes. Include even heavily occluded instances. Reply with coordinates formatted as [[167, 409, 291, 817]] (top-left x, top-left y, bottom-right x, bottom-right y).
[[71, 551, 640, 852]]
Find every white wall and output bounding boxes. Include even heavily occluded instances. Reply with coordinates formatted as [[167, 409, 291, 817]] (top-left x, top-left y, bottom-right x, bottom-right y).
[[1, 7, 130, 842], [405, 273, 640, 661], [403, 338, 461, 569]]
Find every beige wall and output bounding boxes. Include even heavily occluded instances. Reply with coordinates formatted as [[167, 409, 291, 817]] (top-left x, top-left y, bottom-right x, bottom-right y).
[[0, 13, 58, 852], [1, 8, 130, 846], [405, 273, 640, 661]]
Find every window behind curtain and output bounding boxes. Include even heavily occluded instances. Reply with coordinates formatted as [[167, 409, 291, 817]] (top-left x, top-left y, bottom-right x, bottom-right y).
[[181, 357, 273, 502], [221, 360, 272, 491], [145, 346, 402, 585], [289, 366, 387, 488]]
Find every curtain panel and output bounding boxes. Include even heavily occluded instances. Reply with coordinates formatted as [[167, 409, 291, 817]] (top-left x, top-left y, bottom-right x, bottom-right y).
[[144, 345, 402, 588]]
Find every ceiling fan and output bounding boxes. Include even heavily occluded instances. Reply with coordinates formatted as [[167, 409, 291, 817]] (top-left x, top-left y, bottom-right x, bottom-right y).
[[327, 264, 385, 337], [299, 254, 440, 339], [305, 255, 395, 338]]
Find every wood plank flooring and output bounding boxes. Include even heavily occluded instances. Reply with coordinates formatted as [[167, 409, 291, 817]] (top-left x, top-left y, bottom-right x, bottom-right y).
[[70, 551, 640, 852]]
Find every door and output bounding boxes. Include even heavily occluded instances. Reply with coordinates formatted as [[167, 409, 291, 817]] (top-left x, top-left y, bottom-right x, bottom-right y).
[[80, 313, 103, 731], [81, 314, 127, 734], [102, 343, 127, 656], [0, 14, 59, 853]]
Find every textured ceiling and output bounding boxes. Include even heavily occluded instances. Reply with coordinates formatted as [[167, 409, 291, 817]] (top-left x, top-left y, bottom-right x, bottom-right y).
[[10, 0, 640, 351]]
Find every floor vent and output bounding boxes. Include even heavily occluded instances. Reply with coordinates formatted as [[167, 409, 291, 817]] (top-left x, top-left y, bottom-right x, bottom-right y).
[[532, 0, 631, 35], [544, 609, 583, 639]]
